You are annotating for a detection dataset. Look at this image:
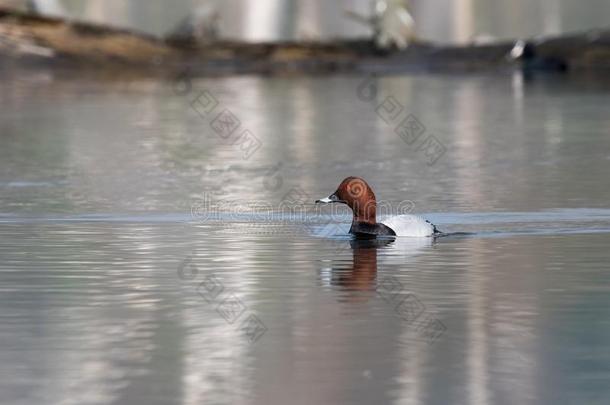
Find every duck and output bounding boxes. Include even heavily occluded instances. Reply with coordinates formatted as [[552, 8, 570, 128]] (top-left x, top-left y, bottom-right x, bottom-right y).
[[315, 176, 440, 238]]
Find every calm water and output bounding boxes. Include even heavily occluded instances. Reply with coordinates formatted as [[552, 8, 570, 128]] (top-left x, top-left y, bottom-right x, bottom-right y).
[[1, 71, 610, 405]]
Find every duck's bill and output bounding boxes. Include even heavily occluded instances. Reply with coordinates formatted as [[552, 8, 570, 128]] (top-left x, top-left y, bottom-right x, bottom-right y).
[[315, 194, 342, 204]]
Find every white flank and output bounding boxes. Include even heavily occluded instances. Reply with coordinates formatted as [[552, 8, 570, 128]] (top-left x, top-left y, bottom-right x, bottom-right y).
[[380, 214, 436, 237]]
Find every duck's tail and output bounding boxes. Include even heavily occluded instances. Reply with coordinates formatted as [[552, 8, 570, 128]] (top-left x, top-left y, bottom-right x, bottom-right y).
[[433, 229, 474, 238], [426, 220, 474, 238]]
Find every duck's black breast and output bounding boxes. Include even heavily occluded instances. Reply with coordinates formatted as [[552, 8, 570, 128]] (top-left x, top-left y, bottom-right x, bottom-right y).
[[349, 222, 396, 238]]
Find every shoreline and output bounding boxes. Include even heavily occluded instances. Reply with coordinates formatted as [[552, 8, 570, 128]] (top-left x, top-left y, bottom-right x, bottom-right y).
[[2, 8, 610, 76]]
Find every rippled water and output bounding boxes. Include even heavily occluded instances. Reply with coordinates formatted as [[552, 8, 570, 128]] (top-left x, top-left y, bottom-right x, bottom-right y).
[[1, 71, 610, 405]]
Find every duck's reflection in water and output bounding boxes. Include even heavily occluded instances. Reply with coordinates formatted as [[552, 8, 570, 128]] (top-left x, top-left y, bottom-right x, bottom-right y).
[[331, 239, 393, 293], [322, 237, 433, 301]]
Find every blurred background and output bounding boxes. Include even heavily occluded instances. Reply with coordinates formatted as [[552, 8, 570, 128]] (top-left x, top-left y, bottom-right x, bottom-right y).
[[2, 0, 610, 43]]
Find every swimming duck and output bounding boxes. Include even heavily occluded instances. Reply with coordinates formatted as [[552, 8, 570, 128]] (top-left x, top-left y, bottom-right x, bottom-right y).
[[315, 176, 440, 238]]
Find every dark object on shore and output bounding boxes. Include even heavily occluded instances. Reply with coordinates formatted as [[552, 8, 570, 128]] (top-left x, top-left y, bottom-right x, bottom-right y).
[[165, 4, 219, 46], [509, 40, 568, 72], [2, 7, 610, 76]]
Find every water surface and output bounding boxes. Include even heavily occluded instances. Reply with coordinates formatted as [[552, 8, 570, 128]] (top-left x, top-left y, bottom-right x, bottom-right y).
[[1, 71, 610, 405]]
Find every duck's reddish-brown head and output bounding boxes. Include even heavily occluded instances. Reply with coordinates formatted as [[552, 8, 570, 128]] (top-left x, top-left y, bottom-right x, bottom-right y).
[[315, 176, 377, 224]]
